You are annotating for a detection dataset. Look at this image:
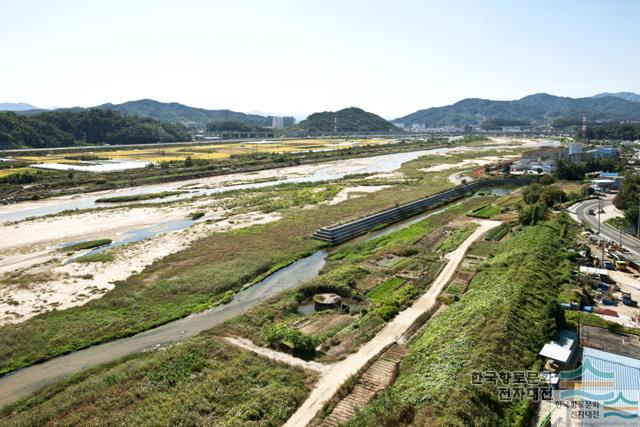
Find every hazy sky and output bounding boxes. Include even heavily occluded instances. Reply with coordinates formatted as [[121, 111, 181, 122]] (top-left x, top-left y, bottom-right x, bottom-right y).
[[2, 0, 639, 118]]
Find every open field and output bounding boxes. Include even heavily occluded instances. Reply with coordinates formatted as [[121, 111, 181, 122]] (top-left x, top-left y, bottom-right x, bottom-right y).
[[216, 197, 494, 363], [0, 136, 534, 204], [6, 138, 398, 164], [0, 336, 316, 426], [0, 203, 501, 425], [0, 143, 531, 375]]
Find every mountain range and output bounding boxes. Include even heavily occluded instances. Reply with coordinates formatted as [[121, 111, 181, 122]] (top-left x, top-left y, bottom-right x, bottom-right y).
[[4, 92, 640, 131], [16, 99, 270, 128], [394, 92, 640, 129], [0, 103, 39, 112], [592, 92, 640, 103]]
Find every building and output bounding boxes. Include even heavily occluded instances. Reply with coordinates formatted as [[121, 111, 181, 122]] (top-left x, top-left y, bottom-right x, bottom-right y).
[[522, 146, 568, 162], [568, 143, 583, 163], [586, 147, 620, 161], [271, 116, 296, 129], [539, 329, 579, 372], [591, 172, 624, 193], [510, 159, 557, 174]]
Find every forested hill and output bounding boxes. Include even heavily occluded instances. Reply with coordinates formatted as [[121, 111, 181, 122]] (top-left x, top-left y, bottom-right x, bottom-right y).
[[395, 93, 640, 128], [296, 107, 398, 132], [96, 99, 270, 128], [0, 109, 191, 149]]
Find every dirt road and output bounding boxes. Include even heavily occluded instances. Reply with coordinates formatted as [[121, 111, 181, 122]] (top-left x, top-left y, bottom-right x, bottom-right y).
[[283, 219, 500, 427]]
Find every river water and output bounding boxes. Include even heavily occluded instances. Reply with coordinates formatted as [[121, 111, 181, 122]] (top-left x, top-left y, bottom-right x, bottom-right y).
[[0, 143, 548, 223]]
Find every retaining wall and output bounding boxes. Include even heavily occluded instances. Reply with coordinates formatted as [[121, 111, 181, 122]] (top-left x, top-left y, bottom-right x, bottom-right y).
[[313, 177, 529, 245]]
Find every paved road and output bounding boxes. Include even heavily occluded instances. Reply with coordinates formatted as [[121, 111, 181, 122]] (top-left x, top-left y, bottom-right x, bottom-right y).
[[572, 198, 640, 256], [283, 219, 501, 427]]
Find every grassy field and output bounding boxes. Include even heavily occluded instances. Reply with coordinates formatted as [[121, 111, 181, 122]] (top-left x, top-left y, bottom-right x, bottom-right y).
[[0, 336, 314, 426], [368, 277, 406, 303], [216, 197, 492, 361], [0, 150, 474, 374], [345, 214, 576, 426], [468, 204, 501, 219], [95, 191, 182, 203], [61, 239, 112, 252], [436, 223, 479, 253], [10, 138, 397, 163]]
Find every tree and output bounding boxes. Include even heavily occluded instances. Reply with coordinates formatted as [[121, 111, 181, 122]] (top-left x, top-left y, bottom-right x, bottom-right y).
[[519, 204, 548, 226]]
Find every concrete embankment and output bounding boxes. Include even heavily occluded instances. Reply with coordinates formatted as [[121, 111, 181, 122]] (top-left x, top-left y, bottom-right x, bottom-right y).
[[313, 177, 533, 245]]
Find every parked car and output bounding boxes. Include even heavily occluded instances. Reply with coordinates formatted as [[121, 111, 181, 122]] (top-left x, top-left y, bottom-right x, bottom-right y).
[[603, 260, 614, 270]]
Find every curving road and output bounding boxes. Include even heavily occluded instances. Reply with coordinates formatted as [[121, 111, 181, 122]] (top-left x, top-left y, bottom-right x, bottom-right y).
[[572, 198, 640, 255]]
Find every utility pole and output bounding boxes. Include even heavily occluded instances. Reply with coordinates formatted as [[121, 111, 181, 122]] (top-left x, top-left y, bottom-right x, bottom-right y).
[[597, 198, 602, 235], [619, 220, 623, 249]]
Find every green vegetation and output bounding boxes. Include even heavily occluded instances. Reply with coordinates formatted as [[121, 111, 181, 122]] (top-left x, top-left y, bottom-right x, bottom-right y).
[[436, 223, 479, 253], [218, 197, 489, 362], [346, 215, 575, 426], [206, 120, 266, 132], [395, 93, 640, 128], [0, 149, 515, 375], [468, 204, 500, 218], [97, 98, 270, 128], [0, 337, 313, 426], [585, 122, 640, 140], [484, 222, 512, 241], [0, 109, 190, 149], [467, 240, 501, 258], [72, 253, 115, 263], [556, 158, 622, 181], [0, 137, 451, 204], [367, 277, 406, 303], [296, 107, 398, 132], [95, 191, 182, 203], [61, 239, 112, 252], [190, 211, 205, 220], [614, 174, 640, 227]]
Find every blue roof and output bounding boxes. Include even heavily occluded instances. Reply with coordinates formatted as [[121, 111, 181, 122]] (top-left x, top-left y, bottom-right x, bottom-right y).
[[600, 172, 622, 177], [582, 347, 640, 390]]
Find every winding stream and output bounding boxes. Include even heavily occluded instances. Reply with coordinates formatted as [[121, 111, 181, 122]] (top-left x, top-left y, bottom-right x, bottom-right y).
[[0, 143, 546, 223]]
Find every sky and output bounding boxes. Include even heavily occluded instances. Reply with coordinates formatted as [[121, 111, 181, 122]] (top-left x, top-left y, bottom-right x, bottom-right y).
[[1, 0, 639, 119]]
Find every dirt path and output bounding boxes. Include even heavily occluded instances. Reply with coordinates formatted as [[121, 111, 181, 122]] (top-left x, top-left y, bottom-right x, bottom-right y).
[[283, 219, 501, 427], [223, 336, 327, 373]]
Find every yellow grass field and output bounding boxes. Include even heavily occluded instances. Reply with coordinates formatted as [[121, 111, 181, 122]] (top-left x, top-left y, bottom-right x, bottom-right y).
[[0, 168, 38, 178], [12, 138, 397, 164]]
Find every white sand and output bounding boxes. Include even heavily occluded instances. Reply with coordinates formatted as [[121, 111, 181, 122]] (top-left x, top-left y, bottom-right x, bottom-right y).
[[325, 186, 392, 206], [0, 206, 195, 252], [0, 211, 281, 325], [419, 155, 519, 173]]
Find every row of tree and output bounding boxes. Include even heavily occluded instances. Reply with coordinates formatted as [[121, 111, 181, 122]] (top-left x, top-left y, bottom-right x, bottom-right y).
[[0, 109, 191, 149], [205, 121, 267, 132], [585, 123, 640, 141]]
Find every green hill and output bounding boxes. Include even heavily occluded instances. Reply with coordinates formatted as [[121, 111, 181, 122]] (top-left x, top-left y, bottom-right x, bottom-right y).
[[395, 93, 640, 128], [96, 99, 270, 128], [296, 107, 397, 132], [0, 109, 191, 149]]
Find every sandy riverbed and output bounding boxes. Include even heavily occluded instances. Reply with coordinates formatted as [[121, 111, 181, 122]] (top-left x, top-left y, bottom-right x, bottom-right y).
[[0, 210, 281, 325]]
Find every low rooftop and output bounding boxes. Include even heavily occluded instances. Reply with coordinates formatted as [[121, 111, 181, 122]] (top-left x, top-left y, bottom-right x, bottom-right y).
[[580, 324, 640, 360]]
